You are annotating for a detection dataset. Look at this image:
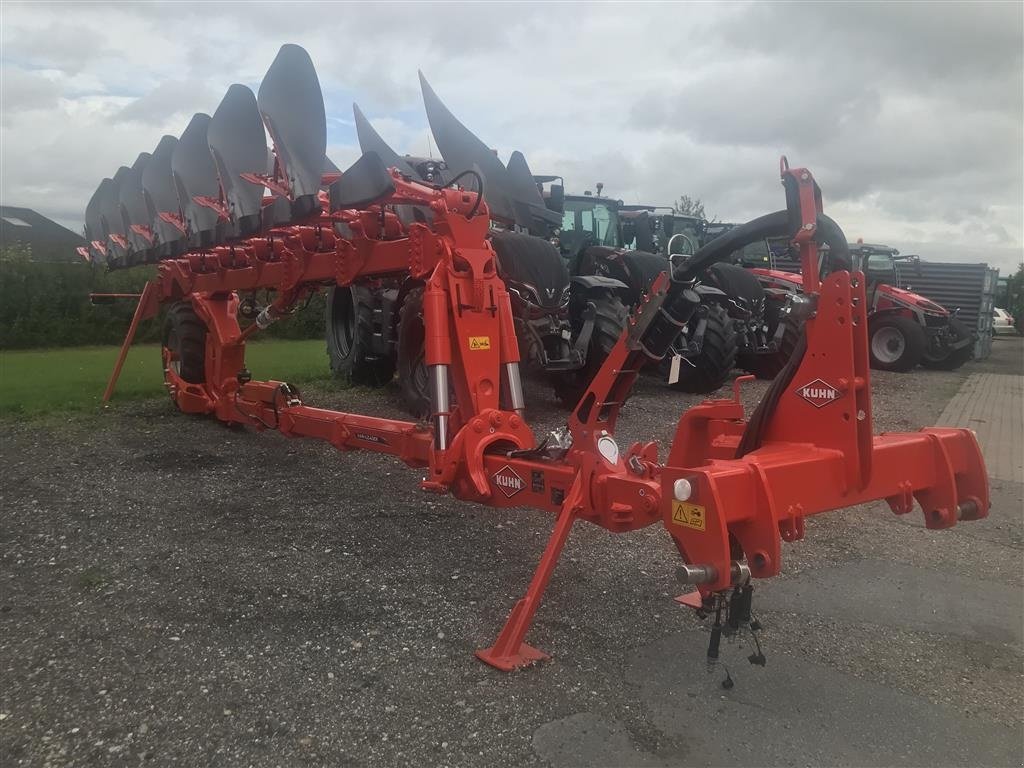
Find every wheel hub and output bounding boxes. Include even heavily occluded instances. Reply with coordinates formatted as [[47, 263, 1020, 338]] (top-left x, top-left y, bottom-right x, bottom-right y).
[[871, 326, 906, 364]]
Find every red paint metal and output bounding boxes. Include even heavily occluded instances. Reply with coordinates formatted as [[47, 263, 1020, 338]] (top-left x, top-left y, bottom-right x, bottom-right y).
[[98, 161, 991, 672]]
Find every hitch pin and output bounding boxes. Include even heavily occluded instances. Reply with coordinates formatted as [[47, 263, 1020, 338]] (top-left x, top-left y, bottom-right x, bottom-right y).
[[677, 561, 751, 586]]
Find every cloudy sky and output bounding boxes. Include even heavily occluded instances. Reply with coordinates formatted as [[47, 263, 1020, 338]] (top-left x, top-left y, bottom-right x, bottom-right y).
[[2, 1, 1021, 271]]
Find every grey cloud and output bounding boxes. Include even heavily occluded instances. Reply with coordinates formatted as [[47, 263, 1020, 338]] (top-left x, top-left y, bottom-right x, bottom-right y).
[[117, 80, 222, 125], [0, 1, 1020, 273], [0, 68, 61, 120]]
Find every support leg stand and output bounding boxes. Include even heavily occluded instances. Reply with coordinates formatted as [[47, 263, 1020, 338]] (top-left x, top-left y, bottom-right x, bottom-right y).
[[103, 282, 159, 402], [476, 481, 581, 671]]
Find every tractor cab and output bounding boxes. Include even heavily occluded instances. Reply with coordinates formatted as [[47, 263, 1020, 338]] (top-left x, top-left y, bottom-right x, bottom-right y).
[[617, 208, 705, 258], [847, 242, 947, 317], [544, 189, 636, 282], [557, 192, 623, 257]]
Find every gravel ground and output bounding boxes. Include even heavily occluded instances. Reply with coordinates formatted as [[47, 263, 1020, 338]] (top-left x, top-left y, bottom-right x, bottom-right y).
[[2, 338, 1022, 767]]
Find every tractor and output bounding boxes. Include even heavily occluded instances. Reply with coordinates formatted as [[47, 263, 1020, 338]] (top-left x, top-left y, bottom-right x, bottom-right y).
[[323, 86, 629, 411], [748, 241, 974, 372], [550, 191, 742, 394]]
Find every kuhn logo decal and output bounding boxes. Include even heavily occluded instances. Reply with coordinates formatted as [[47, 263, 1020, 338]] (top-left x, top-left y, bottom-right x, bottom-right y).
[[492, 465, 525, 498], [796, 378, 841, 408]]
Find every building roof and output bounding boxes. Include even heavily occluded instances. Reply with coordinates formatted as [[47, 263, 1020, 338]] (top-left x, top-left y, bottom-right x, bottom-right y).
[[0, 206, 85, 262]]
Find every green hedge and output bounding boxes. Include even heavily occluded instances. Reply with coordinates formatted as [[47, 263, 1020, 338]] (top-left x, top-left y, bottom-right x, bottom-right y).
[[0, 248, 326, 350]]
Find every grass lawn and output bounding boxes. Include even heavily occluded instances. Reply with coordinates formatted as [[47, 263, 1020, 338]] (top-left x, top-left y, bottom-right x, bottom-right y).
[[0, 339, 334, 417]]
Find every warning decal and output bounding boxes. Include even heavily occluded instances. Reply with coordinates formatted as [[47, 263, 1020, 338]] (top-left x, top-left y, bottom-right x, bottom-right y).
[[469, 336, 491, 351], [671, 501, 706, 531]]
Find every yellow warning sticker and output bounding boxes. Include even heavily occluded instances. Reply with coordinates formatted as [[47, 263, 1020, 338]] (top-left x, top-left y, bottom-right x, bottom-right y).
[[672, 501, 706, 531], [469, 336, 491, 351]]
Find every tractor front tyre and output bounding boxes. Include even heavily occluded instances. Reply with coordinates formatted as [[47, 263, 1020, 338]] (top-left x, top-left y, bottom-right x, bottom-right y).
[[921, 318, 974, 371], [868, 315, 927, 372], [163, 301, 207, 406], [396, 287, 432, 419], [551, 291, 628, 408], [325, 285, 394, 386], [667, 303, 738, 394], [738, 311, 800, 380]]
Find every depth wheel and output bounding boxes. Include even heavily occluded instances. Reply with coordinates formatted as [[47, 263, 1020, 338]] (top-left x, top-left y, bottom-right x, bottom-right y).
[[396, 287, 431, 419], [325, 284, 395, 386], [163, 301, 207, 409]]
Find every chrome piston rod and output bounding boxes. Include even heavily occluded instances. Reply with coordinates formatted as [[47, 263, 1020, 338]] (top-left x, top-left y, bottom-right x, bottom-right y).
[[430, 364, 450, 451], [677, 560, 752, 586], [505, 361, 526, 414]]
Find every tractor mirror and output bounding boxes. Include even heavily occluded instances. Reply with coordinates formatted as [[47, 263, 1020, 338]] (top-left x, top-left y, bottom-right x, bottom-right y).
[[620, 221, 636, 247], [546, 184, 565, 214]]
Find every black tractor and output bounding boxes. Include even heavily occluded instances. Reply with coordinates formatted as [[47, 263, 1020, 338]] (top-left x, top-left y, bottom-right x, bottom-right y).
[[324, 83, 629, 413], [549, 191, 741, 394]]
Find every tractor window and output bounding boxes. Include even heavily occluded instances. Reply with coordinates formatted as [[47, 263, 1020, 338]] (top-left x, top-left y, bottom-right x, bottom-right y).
[[559, 200, 620, 248], [561, 209, 575, 232], [580, 208, 594, 233], [865, 253, 896, 283], [593, 204, 612, 243]]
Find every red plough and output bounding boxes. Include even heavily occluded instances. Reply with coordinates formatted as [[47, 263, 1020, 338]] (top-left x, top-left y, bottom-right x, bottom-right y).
[[89, 45, 988, 672]]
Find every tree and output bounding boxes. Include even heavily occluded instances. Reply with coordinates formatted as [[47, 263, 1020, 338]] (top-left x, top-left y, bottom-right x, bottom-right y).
[[1003, 261, 1024, 333], [673, 195, 706, 220]]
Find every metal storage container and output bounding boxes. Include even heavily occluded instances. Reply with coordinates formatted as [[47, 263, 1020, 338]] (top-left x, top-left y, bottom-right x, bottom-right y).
[[895, 261, 999, 360]]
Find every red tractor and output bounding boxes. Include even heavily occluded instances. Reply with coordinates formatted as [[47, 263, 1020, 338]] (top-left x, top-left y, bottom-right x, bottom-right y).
[[751, 241, 974, 372]]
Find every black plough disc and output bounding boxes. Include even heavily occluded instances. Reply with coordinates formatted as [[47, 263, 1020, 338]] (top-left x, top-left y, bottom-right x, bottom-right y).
[[208, 84, 267, 221], [353, 103, 419, 179], [120, 153, 154, 263], [171, 113, 222, 243], [506, 150, 561, 234], [419, 72, 518, 225], [143, 135, 186, 254], [257, 44, 327, 201]]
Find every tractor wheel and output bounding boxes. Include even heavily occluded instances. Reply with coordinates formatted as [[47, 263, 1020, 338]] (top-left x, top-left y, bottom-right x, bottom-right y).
[[738, 320, 800, 379], [325, 285, 394, 386], [738, 304, 800, 380], [921, 318, 974, 371], [667, 304, 738, 394], [163, 301, 207, 400], [396, 287, 431, 419], [551, 290, 628, 408], [868, 315, 926, 372]]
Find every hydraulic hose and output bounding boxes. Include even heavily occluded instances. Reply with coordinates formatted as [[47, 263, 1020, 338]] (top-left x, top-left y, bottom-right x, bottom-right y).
[[639, 211, 793, 361], [737, 213, 849, 456], [629, 200, 850, 456]]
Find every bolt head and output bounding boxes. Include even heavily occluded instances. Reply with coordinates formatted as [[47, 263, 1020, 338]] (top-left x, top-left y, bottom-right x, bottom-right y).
[[673, 478, 692, 501]]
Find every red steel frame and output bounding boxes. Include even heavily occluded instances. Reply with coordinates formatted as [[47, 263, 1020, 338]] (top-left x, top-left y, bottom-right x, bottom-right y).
[[105, 160, 989, 671]]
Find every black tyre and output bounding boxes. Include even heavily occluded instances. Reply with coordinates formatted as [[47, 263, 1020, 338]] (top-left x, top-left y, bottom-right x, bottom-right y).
[[396, 287, 431, 419], [551, 290, 628, 408], [325, 285, 395, 386], [868, 315, 927, 372], [163, 301, 207, 401], [921, 318, 974, 371], [667, 303, 738, 394], [739, 304, 801, 380]]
